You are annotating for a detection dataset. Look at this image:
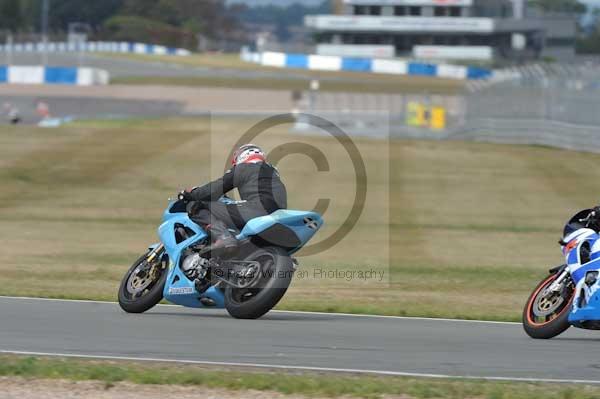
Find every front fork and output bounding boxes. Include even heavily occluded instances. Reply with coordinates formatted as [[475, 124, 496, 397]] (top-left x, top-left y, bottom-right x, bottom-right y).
[[547, 269, 569, 293], [146, 244, 165, 264], [542, 268, 573, 304]]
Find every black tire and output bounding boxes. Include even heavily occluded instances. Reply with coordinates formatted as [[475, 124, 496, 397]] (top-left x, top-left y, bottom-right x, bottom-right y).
[[224, 247, 293, 319], [118, 251, 168, 314], [522, 273, 574, 339]]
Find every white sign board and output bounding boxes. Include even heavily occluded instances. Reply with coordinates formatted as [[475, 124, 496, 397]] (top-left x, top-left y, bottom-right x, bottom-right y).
[[317, 44, 395, 58], [511, 33, 526, 50], [413, 45, 494, 60], [343, 0, 472, 5], [306, 15, 494, 33], [308, 55, 343, 71]]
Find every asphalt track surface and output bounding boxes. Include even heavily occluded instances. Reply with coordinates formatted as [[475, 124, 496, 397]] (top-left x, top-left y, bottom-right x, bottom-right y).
[[0, 85, 293, 124], [2, 297, 600, 383], [0, 95, 185, 124]]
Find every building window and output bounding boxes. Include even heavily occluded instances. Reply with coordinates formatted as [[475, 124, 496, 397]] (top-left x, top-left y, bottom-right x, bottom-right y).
[[449, 6, 461, 17], [394, 6, 406, 16], [546, 38, 575, 47], [448, 36, 460, 45], [354, 5, 367, 15], [409, 6, 421, 16], [369, 5, 381, 15], [434, 7, 447, 16]]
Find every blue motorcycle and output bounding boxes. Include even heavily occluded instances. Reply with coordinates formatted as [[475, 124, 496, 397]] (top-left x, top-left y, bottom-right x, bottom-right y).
[[523, 208, 600, 338], [118, 197, 323, 319]]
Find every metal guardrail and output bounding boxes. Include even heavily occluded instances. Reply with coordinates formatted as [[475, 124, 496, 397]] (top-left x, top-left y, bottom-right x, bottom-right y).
[[294, 62, 600, 154], [450, 119, 600, 153], [0, 41, 191, 56]]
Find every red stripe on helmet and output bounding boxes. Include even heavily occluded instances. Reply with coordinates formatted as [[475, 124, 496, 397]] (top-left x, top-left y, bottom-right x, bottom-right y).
[[241, 154, 266, 164]]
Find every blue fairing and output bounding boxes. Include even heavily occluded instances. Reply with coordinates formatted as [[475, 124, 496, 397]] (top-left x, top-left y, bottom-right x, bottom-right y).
[[571, 258, 600, 284], [157, 200, 323, 309], [569, 267, 600, 327], [569, 295, 600, 326], [162, 201, 186, 222], [237, 209, 323, 254], [159, 207, 225, 308], [569, 259, 600, 325], [159, 213, 207, 254], [562, 229, 600, 326]]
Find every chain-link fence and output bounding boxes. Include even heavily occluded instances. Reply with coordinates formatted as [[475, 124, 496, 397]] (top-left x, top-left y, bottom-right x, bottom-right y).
[[297, 61, 600, 152], [458, 61, 600, 152], [294, 90, 465, 139]]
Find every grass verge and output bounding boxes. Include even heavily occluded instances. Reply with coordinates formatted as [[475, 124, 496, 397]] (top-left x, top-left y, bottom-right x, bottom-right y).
[[0, 117, 595, 321], [111, 75, 463, 94], [102, 52, 464, 95], [0, 355, 598, 399]]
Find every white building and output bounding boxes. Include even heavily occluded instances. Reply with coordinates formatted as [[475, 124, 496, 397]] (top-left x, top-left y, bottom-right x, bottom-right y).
[[305, 0, 573, 61]]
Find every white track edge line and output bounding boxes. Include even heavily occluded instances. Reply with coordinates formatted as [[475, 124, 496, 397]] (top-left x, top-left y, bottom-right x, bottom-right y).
[[0, 295, 519, 325], [0, 350, 597, 385]]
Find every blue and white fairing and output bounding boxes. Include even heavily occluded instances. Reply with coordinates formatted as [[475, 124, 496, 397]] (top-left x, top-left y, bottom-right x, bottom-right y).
[[562, 228, 600, 326]]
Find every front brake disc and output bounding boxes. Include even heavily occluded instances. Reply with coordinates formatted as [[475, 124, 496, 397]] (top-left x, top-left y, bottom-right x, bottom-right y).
[[533, 292, 564, 317]]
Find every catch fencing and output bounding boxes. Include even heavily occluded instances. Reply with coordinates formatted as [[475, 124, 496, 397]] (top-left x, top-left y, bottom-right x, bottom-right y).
[[0, 41, 191, 57], [295, 61, 600, 153], [457, 61, 600, 152]]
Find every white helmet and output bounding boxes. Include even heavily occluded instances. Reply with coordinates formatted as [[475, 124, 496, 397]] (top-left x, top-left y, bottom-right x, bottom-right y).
[[232, 144, 266, 166]]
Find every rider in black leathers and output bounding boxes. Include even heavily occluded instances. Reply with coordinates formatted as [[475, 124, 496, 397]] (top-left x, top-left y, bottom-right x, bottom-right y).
[[179, 144, 287, 254]]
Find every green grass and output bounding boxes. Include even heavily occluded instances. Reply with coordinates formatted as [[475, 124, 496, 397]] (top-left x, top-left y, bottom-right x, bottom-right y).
[[0, 117, 596, 321], [101, 52, 290, 71], [0, 355, 598, 399], [111, 75, 462, 94]]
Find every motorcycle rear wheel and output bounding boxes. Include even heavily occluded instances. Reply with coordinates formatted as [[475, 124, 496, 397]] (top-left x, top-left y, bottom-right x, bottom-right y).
[[522, 272, 574, 339], [118, 250, 168, 314], [224, 246, 294, 319]]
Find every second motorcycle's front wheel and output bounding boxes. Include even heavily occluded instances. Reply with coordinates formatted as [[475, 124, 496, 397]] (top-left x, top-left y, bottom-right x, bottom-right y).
[[522, 272, 574, 339], [224, 247, 294, 319]]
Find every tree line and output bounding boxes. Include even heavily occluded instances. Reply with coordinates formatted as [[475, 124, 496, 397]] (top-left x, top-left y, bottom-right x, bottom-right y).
[[3, 0, 598, 54], [0, 0, 241, 49], [0, 0, 331, 50]]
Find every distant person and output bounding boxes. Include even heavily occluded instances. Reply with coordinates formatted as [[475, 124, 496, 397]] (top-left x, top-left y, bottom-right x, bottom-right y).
[[36, 100, 50, 120], [3, 103, 21, 125]]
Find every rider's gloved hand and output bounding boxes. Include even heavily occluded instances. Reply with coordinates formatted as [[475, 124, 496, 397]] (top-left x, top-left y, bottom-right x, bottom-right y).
[[178, 189, 194, 202]]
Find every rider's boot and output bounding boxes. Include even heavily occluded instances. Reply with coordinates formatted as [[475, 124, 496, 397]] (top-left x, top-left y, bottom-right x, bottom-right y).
[[207, 220, 238, 257]]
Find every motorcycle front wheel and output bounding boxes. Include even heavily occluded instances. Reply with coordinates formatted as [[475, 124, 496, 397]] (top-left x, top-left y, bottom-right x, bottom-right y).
[[118, 249, 168, 314], [224, 246, 294, 319], [522, 272, 574, 339]]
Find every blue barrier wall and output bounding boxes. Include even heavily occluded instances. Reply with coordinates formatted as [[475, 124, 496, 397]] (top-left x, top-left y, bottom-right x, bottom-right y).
[[467, 66, 493, 80], [0, 66, 108, 86], [408, 62, 438, 77], [255, 51, 492, 81], [286, 54, 309, 69], [45, 67, 77, 84], [342, 58, 372, 72]]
